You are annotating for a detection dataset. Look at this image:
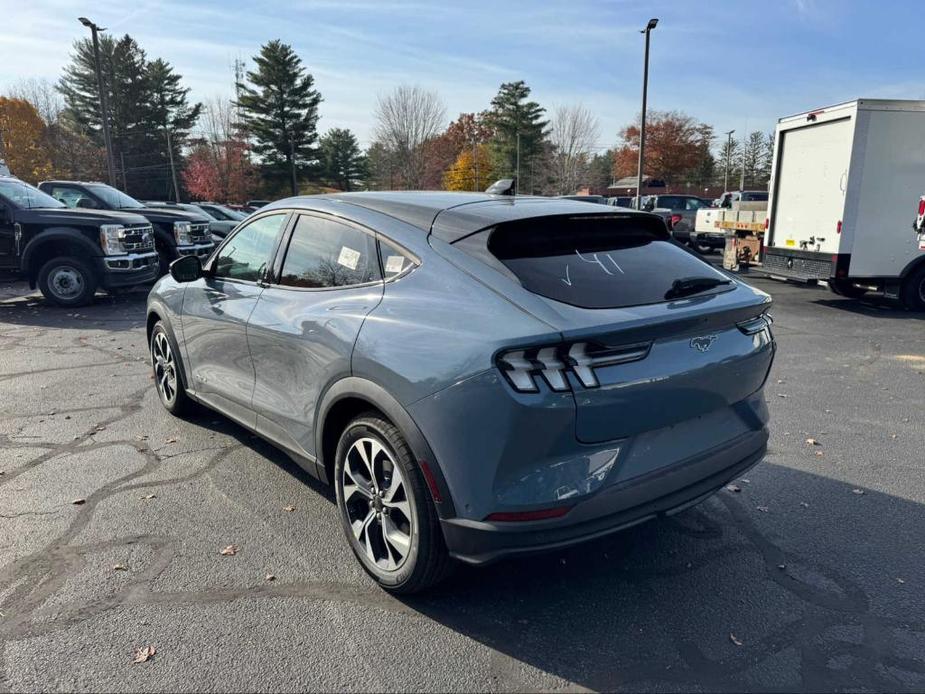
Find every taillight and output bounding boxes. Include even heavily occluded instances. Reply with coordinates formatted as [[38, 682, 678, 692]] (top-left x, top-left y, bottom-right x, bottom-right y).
[[836, 220, 842, 234], [918, 199, 925, 216], [671, 214, 683, 226], [764, 217, 769, 230], [737, 312, 773, 336], [497, 341, 651, 393]]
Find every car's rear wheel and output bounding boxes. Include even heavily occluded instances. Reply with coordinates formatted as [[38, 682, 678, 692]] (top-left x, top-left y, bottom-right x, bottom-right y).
[[150, 322, 193, 415], [334, 413, 451, 594], [901, 265, 925, 311], [37, 256, 97, 307]]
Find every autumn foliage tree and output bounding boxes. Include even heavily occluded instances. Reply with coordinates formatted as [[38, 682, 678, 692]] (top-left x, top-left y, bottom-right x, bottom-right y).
[[613, 110, 714, 186], [443, 144, 494, 191], [0, 97, 53, 183]]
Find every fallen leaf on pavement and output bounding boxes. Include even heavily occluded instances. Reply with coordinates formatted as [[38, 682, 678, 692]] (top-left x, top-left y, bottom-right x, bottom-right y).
[[777, 564, 786, 570], [725, 484, 741, 493], [897, 577, 905, 584], [282, 505, 295, 512], [739, 479, 750, 484], [729, 633, 743, 646], [799, 502, 809, 508], [220, 545, 238, 556], [265, 574, 276, 582], [165, 437, 177, 444], [777, 393, 788, 398], [113, 564, 128, 571], [71, 498, 86, 505], [805, 438, 820, 446], [756, 506, 769, 513], [132, 645, 156, 664], [141, 493, 156, 500], [852, 488, 865, 495], [815, 451, 824, 457]]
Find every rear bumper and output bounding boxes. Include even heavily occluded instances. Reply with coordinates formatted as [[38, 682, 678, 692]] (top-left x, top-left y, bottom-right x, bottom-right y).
[[441, 427, 767, 565], [762, 248, 850, 281]]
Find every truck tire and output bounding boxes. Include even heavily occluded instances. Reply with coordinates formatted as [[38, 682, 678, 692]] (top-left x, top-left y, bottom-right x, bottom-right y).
[[900, 265, 925, 311], [828, 279, 867, 299], [37, 256, 98, 307]]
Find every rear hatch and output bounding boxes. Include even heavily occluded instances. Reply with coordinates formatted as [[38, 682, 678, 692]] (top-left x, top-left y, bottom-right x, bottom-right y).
[[446, 212, 774, 444]]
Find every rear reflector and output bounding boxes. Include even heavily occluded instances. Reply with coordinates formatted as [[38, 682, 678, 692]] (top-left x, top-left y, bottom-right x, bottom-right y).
[[764, 217, 769, 230], [419, 460, 443, 503], [486, 506, 572, 522]]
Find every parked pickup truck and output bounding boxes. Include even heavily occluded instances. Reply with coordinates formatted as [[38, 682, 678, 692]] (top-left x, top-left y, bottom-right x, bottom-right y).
[[38, 181, 213, 274], [0, 175, 158, 306], [641, 194, 712, 247], [144, 201, 239, 240], [691, 191, 769, 253]]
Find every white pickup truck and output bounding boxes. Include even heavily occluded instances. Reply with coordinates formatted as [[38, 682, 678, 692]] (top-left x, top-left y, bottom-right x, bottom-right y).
[[763, 99, 925, 310], [692, 191, 768, 253]]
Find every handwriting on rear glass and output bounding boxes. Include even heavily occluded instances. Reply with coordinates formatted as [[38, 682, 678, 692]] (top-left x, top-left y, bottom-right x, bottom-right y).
[[561, 250, 625, 286]]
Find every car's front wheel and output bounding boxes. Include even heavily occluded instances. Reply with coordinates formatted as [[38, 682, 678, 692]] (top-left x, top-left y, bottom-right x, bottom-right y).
[[334, 413, 451, 594], [150, 322, 193, 415], [37, 256, 97, 307]]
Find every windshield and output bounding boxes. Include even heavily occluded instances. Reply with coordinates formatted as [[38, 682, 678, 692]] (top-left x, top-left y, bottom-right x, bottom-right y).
[[204, 204, 246, 221], [86, 183, 145, 209], [0, 178, 65, 209]]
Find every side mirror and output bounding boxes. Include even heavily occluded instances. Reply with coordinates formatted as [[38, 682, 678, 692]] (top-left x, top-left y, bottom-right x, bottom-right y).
[[169, 255, 203, 283]]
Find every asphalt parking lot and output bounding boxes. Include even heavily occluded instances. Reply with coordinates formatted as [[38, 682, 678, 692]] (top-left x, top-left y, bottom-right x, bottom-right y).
[[1, 272, 923, 693]]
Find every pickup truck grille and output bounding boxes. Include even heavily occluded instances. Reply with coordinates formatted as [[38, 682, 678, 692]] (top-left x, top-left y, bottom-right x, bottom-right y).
[[122, 224, 155, 252], [190, 223, 210, 242]]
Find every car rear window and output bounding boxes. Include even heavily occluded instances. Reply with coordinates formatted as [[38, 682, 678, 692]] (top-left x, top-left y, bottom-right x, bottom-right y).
[[481, 215, 730, 309]]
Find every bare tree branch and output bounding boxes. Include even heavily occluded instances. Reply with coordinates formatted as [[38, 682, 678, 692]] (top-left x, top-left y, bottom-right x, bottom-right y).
[[549, 103, 600, 194], [373, 85, 446, 189]]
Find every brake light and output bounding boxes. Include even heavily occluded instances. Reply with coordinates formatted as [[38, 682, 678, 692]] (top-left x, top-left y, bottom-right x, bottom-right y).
[[486, 506, 572, 522], [497, 341, 651, 393], [670, 214, 683, 226], [836, 220, 842, 234], [918, 199, 925, 216], [764, 217, 769, 230]]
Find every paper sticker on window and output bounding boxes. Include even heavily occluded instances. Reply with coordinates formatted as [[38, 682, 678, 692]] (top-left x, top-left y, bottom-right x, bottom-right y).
[[337, 246, 361, 270], [385, 255, 405, 274]]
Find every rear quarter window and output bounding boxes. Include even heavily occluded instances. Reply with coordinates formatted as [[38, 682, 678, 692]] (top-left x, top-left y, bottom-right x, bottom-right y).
[[474, 215, 730, 309]]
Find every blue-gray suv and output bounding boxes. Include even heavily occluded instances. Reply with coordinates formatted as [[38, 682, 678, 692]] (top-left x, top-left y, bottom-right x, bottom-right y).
[[146, 192, 775, 593]]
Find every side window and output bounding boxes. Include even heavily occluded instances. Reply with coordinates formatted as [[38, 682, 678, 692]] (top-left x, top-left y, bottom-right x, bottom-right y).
[[48, 186, 84, 208], [279, 215, 380, 288], [379, 238, 416, 280], [213, 213, 286, 281]]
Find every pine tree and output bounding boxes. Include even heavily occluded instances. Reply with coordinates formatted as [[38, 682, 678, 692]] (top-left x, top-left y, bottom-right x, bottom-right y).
[[236, 40, 323, 195], [319, 128, 367, 191], [485, 81, 549, 193]]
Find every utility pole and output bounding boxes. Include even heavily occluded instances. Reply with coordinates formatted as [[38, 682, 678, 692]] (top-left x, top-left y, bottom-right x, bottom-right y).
[[120, 151, 128, 193], [723, 129, 735, 192], [515, 132, 521, 195], [289, 133, 298, 196], [165, 129, 180, 202], [636, 18, 658, 210], [78, 17, 116, 187], [739, 123, 748, 192]]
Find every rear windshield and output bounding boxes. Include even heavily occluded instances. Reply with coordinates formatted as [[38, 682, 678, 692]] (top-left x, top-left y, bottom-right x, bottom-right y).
[[483, 216, 730, 309]]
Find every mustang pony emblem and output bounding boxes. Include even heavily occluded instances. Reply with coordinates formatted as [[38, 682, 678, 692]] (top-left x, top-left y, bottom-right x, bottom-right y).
[[690, 335, 718, 352]]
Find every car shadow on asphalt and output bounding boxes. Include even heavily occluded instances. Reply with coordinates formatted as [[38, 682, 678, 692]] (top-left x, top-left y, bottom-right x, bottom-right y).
[[812, 298, 924, 320], [0, 289, 151, 331], [397, 465, 923, 692]]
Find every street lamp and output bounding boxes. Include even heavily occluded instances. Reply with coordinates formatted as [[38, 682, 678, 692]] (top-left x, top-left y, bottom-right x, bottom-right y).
[[78, 17, 116, 186], [723, 129, 735, 192], [635, 17, 658, 210]]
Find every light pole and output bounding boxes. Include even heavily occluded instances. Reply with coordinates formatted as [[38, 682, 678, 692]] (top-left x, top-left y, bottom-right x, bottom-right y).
[[635, 17, 658, 210], [78, 17, 116, 187], [723, 129, 735, 192]]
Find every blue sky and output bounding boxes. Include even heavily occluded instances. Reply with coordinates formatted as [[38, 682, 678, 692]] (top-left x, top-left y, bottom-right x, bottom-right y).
[[2, 0, 924, 152]]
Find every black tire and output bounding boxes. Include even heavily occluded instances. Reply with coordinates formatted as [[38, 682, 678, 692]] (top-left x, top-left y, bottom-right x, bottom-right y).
[[828, 279, 868, 299], [900, 265, 925, 311], [37, 255, 98, 307], [334, 413, 452, 594], [150, 322, 193, 416]]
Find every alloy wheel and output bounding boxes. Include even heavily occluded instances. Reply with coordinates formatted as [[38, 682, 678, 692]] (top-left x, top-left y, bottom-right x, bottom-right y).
[[152, 332, 178, 404], [341, 437, 413, 571]]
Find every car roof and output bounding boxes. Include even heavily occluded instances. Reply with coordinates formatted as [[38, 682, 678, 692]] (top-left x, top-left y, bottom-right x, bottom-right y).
[[267, 191, 655, 243]]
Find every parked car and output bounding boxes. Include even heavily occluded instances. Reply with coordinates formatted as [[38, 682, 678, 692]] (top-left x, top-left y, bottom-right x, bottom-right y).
[[191, 202, 247, 223], [147, 192, 775, 593], [0, 175, 157, 306], [144, 201, 239, 240], [246, 199, 271, 210], [717, 190, 768, 209], [607, 196, 634, 208], [642, 194, 713, 246], [38, 181, 213, 274]]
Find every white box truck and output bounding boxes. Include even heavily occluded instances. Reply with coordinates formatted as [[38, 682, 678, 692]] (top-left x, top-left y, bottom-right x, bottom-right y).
[[763, 99, 925, 309]]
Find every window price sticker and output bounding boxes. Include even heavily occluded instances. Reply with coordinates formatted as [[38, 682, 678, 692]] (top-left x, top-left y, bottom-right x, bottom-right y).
[[337, 246, 361, 270], [385, 255, 405, 274]]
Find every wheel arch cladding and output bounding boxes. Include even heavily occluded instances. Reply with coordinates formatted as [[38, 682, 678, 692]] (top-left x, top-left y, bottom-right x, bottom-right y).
[[22, 231, 101, 285], [316, 377, 456, 517]]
